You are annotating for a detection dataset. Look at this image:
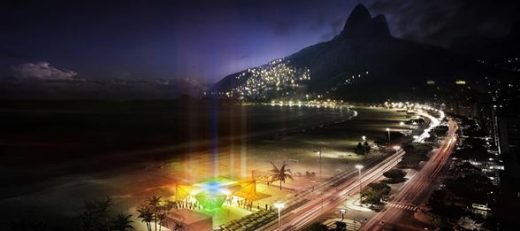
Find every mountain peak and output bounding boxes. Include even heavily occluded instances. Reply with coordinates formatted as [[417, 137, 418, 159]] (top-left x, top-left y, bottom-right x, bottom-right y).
[[372, 15, 391, 37], [341, 4, 372, 37], [349, 4, 372, 20], [340, 4, 391, 39]]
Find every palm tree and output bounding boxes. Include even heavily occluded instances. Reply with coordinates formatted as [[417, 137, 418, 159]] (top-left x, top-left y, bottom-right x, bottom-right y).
[[147, 195, 162, 231], [163, 200, 175, 211], [270, 161, 293, 190], [147, 196, 162, 208], [97, 197, 113, 231], [111, 213, 134, 231], [137, 205, 153, 231], [78, 197, 113, 231], [156, 213, 166, 231], [157, 200, 174, 231]]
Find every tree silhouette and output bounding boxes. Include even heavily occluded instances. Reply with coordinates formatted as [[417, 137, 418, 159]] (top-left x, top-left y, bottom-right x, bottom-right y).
[[77, 197, 113, 231], [270, 161, 293, 190], [111, 213, 134, 231], [147, 195, 162, 231], [137, 205, 153, 231]]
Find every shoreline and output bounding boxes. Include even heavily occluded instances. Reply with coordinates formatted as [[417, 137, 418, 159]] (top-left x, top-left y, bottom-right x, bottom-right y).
[[0, 104, 417, 229]]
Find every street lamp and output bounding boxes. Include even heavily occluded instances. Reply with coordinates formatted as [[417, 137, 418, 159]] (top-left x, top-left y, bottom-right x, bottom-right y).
[[316, 150, 322, 181], [399, 121, 405, 126], [386, 128, 391, 143], [316, 149, 322, 210], [340, 209, 346, 220], [274, 202, 285, 228], [355, 164, 364, 205], [362, 135, 368, 153]]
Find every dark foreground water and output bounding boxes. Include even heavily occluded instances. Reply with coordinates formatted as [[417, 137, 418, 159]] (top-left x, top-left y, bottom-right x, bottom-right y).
[[0, 100, 355, 197], [0, 100, 414, 230]]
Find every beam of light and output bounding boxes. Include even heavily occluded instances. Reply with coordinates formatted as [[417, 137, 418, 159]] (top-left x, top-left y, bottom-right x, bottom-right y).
[[240, 105, 248, 177], [211, 97, 219, 177]]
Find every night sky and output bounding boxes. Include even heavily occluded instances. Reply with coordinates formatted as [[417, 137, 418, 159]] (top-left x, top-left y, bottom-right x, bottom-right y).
[[2, 0, 520, 83]]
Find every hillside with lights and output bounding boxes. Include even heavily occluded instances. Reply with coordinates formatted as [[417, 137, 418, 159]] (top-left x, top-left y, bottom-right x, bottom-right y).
[[212, 4, 519, 102]]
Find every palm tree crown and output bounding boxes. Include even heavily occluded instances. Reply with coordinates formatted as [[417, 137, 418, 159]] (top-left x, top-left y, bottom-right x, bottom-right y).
[[137, 205, 153, 231], [270, 161, 293, 190], [111, 213, 134, 231]]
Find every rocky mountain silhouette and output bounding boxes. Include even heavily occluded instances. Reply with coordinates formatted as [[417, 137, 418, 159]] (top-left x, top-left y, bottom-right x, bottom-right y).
[[213, 4, 517, 101]]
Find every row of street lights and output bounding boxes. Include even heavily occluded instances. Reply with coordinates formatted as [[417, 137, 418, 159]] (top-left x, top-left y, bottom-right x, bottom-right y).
[[355, 164, 364, 205], [288, 125, 402, 227], [272, 120, 410, 228], [273, 163, 365, 229]]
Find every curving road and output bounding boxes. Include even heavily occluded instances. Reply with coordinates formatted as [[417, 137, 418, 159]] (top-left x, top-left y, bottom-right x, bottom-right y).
[[235, 108, 447, 231], [362, 118, 458, 231], [258, 148, 406, 231]]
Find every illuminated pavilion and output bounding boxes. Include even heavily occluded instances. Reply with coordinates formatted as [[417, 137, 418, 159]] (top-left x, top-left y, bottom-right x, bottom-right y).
[[175, 177, 259, 211]]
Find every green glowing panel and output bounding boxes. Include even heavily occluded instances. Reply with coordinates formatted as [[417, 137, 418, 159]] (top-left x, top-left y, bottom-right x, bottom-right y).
[[195, 192, 226, 210], [193, 179, 233, 210]]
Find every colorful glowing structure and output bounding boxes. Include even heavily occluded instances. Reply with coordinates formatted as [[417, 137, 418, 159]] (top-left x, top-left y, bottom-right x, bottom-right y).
[[176, 177, 257, 211]]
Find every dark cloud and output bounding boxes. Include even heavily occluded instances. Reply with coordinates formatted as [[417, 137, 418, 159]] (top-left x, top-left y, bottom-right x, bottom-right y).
[[365, 0, 520, 46], [2, 0, 520, 82], [320, 18, 344, 40]]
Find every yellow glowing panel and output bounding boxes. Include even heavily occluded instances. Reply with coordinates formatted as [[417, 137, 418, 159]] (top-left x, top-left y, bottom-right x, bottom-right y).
[[175, 185, 192, 201], [234, 180, 257, 201]]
